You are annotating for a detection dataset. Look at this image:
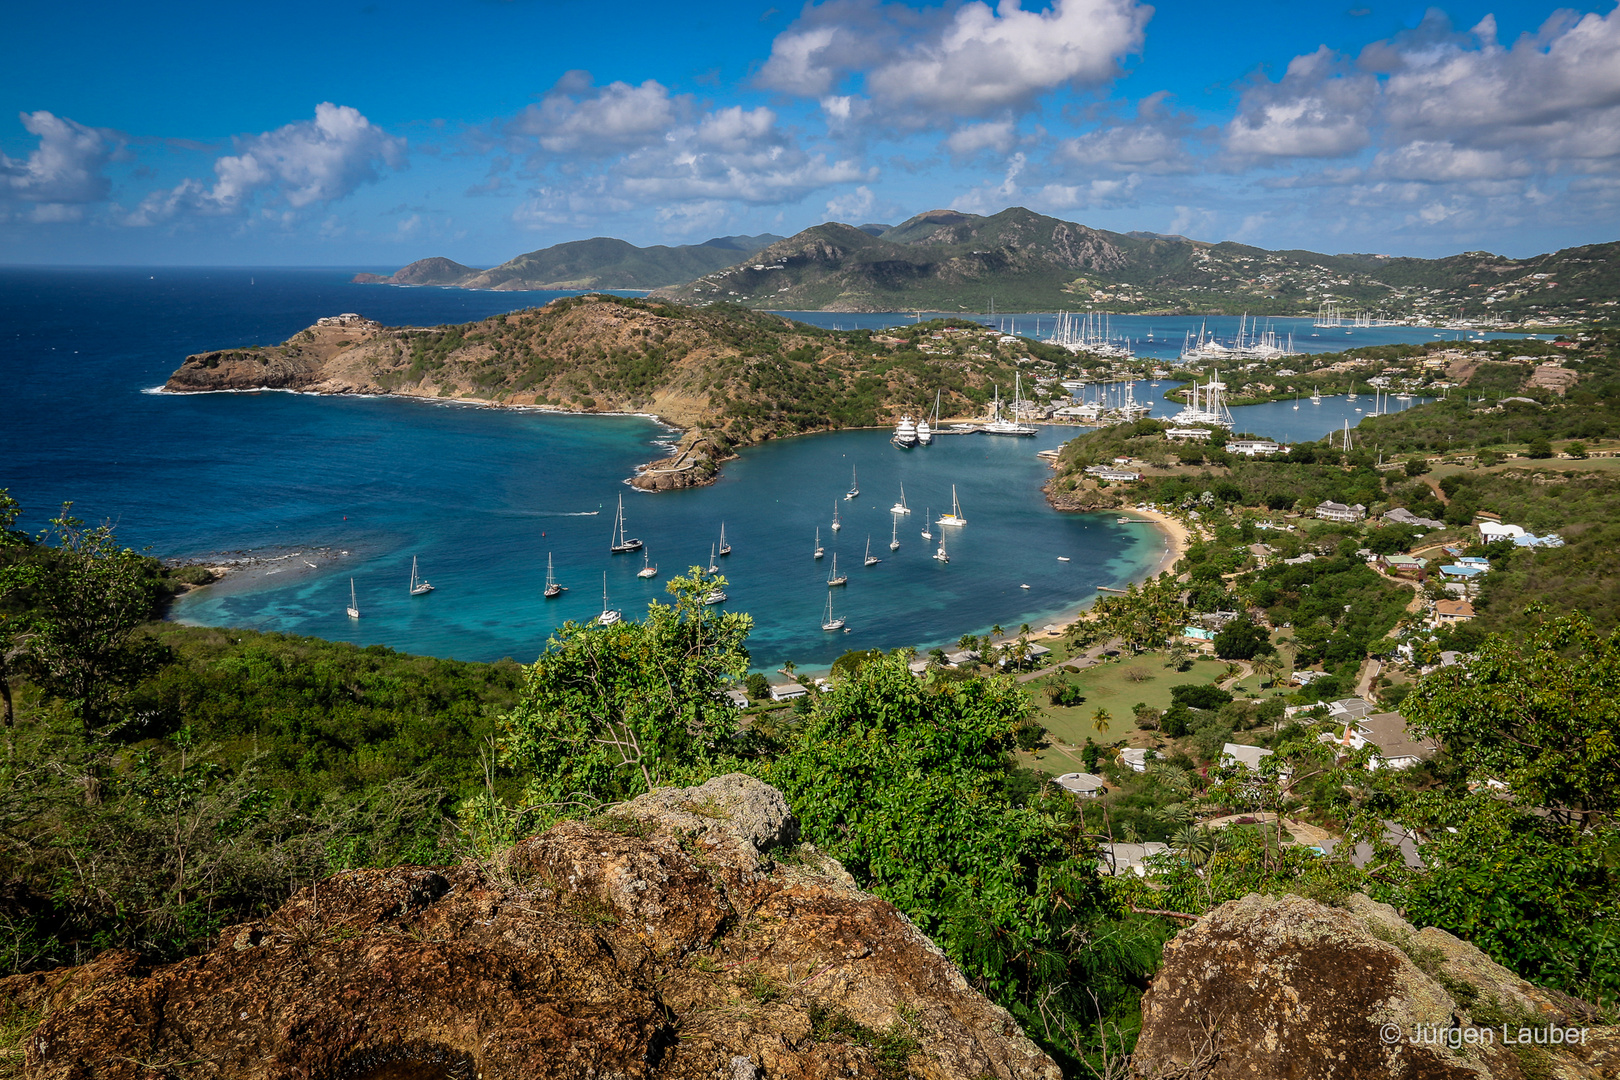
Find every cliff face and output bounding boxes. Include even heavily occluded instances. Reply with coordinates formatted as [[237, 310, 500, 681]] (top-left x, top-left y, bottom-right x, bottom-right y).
[[4, 775, 1060, 1080]]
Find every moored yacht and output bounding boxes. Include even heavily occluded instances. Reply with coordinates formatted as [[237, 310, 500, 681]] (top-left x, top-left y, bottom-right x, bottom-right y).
[[891, 483, 910, 515], [821, 592, 845, 631], [544, 553, 565, 598], [864, 537, 880, 567], [598, 573, 620, 626], [937, 485, 967, 528], [892, 415, 918, 448], [827, 552, 847, 587]]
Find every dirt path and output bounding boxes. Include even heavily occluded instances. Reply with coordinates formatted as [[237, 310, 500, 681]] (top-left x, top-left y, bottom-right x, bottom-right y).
[[1217, 661, 1253, 691]]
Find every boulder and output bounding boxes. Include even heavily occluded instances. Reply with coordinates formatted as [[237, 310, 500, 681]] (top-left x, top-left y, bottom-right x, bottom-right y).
[[6, 776, 1058, 1080], [1134, 892, 1619, 1079]]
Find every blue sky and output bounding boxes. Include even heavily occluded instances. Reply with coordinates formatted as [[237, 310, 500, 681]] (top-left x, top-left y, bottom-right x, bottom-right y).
[[4, 0, 1619, 265]]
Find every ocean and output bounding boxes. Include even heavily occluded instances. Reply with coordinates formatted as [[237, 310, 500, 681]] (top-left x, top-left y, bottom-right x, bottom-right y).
[[0, 267, 1480, 669]]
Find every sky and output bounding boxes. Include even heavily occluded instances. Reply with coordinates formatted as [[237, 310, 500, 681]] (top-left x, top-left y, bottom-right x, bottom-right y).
[[4, 0, 1620, 265]]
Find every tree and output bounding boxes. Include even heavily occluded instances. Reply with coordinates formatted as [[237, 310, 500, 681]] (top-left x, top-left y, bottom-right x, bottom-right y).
[[1525, 435, 1554, 459], [1403, 612, 1620, 823], [1092, 706, 1112, 735], [1566, 441, 1589, 459], [500, 569, 753, 806], [1404, 456, 1430, 476], [21, 506, 168, 737], [1213, 617, 1274, 661]]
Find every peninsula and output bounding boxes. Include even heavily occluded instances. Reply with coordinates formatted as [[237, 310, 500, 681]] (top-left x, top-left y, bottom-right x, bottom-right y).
[[162, 294, 1074, 490]]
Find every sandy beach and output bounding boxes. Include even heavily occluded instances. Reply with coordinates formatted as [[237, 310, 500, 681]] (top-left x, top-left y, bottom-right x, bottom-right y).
[[1126, 507, 1192, 577]]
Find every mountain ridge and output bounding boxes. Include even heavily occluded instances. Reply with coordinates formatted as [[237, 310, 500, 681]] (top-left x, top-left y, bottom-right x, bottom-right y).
[[354, 232, 784, 291]]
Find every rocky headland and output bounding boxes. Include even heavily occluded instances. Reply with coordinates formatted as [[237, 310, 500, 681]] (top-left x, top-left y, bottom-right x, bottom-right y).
[[2, 775, 1058, 1080], [162, 295, 1037, 492]]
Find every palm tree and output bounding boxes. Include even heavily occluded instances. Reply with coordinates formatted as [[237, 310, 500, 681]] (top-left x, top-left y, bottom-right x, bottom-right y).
[[1092, 706, 1113, 736], [1166, 643, 1190, 669], [1250, 655, 1282, 689], [1172, 824, 1220, 867]]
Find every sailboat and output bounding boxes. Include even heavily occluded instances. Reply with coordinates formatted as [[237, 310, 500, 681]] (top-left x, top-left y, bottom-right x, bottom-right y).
[[408, 556, 434, 596], [921, 508, 933, 541], [598, 573, 621, 625], [827, 552, 847, 587], [544, 553, 565, 598], [917, 389, 939, 445], [889, 518, 900, 551], [845, 465, 859, 500], [1293, 393, 1300, 411], [814, 527, 824, 560], [1347, 384, 1358, 402], [717, 523, 731, 556], [609, 494, 642, 553], [821, 591, 845, 631], [933, 532, 950, 563], [938, 485, 967, 527], [346, 578, 360, 619], [1310, 386, 1322, 405], [831, 501, 841, 532], [891, 484, 911, 515], [708, 544, 719, 573], [637, 551, 658, 579], [864, 537, 880, 567]]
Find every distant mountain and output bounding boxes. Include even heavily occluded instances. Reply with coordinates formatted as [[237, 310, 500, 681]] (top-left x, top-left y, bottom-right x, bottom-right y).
[[652, 207, 1620, 322], [353, 233, 784, 292]]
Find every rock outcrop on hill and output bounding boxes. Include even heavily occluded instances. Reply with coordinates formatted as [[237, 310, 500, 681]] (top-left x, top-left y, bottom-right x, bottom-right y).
[[4, 775, 1059, 1080], [1134, 892, 1617, 1079]]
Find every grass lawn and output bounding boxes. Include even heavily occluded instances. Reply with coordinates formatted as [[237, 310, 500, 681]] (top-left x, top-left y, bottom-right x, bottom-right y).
[[1029, 651, 1234, 751]]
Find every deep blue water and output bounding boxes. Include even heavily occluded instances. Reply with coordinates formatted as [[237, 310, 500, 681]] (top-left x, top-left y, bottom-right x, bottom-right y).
[[0, 267, 1162, 669]]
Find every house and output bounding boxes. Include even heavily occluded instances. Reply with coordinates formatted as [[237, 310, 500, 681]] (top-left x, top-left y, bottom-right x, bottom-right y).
[[1182, 625, 1216, 642], [1383, 507, 1445, 530], [1098, 841, 1170, 877], [1439, 563, 1488, 580], [1477, 521, 1525, 543], [1435, 599, 1475, 623], [1380, 554, 1428, 579], [907, 656, 932, 677], [1165, 427, 1211, 440], [1319, 820, 1425, 869], [999, 642, 1051, 667], [1512, 532, 1565, 548], [1228, 439, 1283, 457], [768, 681, 808, 701], [1361, 711, 1440, 769], [1326, 697, 1378, 722], [1315, 501, 1367, 522], [1085, 467, 1142, 483], [1053, 772, 1108, 798], [1221, 743, 1274, 771], [724, 688, 750, 709], [1318, 711, 1438, 770], [1120, 747, 1150, 772], [943, 649, 982, 667]]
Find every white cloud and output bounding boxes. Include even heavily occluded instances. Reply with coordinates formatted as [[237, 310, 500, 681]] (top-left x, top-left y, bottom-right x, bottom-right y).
[[1372, 141, 1532, 182], [511, 73, 681, 155], [1058, 122, 1192, 173], [1225, 47, 1376, 159], [945, 121, 1018, 157], [824, 183, 876, 221], [1, 111, 121, 205], [760, 0, 1149, 124], [128, 104, 403, 225]]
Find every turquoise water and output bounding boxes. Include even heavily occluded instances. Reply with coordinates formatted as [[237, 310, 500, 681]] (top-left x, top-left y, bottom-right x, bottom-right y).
[[0, 267, 1495, 668], [0, 268, 1159, 668]]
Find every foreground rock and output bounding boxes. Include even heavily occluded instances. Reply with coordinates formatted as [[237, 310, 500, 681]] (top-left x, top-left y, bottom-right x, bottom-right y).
[[1134, 892, 1617, 1079], [4, 775, 1058, 1080]]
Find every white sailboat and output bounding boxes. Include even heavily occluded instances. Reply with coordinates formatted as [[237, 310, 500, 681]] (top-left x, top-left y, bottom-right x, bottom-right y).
[[889, 518, 900, 551], [917, 390, 939, 445], [864, 536, 880, 567], [637, 551, 658, 579], [1310, 386, 1322, 405], [346, 578, 360, 619], [708, 544, 719, 574], [921, 508, 933, 541], [598, 573, 621, 625], [938, 485, 967, 527], [409, 556, 434, 596], [981, 375, 1039, 436], [821, 591, 845, 631], [609, 494, 642, 553], [933, 532, 950, 563], [827, 552, 847, 587], [717, 522, 731, 556], [544, 553, 565, 598], [890, 484, 910, 515], [814, 527, 824, 560], [831, 501, 842, 532], [845, 465, 859, 500]]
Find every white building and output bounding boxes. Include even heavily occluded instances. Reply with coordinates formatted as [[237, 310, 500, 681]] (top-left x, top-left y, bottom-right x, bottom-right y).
[[1053, 772, 1108, 798]]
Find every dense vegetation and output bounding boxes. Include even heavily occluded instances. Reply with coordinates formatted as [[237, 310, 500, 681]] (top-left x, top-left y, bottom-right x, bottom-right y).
[[5, 480, 1620, 1072]]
